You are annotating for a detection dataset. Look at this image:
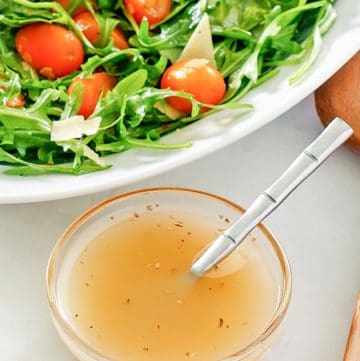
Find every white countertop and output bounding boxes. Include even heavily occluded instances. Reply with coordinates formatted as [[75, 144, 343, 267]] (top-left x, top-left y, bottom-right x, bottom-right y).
[[1, 96, 359, 361]]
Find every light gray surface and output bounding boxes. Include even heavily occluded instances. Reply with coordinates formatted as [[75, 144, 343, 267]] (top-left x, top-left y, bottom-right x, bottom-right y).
[[1, 96, 359, 361]]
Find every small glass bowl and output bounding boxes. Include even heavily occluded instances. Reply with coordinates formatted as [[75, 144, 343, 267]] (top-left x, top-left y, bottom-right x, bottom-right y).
[[47, 188, 292, 361]]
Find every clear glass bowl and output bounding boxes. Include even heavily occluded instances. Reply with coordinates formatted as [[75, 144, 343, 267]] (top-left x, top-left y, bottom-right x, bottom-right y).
[[47, 188, 292, 361]]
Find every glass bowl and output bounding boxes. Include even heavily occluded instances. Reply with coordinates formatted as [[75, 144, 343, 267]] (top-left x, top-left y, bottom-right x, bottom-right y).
[[47, 188, 292, 361]]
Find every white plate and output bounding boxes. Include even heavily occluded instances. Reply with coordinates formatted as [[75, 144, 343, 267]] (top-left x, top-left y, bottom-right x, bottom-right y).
[[1, 0, 359, 204]]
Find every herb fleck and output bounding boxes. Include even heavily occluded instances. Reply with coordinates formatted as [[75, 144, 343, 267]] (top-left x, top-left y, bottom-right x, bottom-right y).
[[218, 318, 224, 328], [185, 352, 195, 357]]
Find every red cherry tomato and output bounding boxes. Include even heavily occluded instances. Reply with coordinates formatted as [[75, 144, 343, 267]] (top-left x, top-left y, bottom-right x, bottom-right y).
[[15, 23, 84, 79], [68, 72, 117, 118], [55, 0, 88, 16], [73, 11, 129, 49], [124, 0, 172, 25], [160, 59, 226, 114]]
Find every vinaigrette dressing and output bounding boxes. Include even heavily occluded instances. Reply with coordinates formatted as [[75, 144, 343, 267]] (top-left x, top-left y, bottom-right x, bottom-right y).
[[65, 209, 276, 361]]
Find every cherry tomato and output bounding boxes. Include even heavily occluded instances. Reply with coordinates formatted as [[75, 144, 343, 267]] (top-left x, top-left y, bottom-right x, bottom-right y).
[[124, 0, 172, 25], [112, 28, 129, 50], [55, 0, 88, 16], [160, 59, 226, 114], [15, 23, 84, 79], [6, 94, 26, 108], [0, 86, 25, 108], [74, 11, 129, 49], [68, 72, 117, 118]]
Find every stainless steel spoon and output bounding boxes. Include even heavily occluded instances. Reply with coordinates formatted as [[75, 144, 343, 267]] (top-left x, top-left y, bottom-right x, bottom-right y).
[[190, 117, 353, 277]]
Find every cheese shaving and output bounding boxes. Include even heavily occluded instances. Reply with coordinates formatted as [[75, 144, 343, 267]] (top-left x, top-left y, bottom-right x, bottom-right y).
[[179, 14, 216, 67], [154, 101, 183, 120], [183, 59, 209, 68], [51, 115, 101, 142]]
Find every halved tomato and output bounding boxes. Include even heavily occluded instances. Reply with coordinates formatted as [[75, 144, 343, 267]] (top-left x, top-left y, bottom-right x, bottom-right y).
[[15, 23, 84, 79], [160, 59, 226, 114], [68, 72, 117, 118], [74, 11, 129, 49], [124, 0, 172, 25]]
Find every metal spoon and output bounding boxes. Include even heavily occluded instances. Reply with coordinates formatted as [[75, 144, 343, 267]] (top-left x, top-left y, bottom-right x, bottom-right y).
[[190, 117, 353, 277]]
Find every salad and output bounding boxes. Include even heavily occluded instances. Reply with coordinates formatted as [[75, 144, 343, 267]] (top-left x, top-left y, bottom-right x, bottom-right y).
[[0, 0, 336, 175]]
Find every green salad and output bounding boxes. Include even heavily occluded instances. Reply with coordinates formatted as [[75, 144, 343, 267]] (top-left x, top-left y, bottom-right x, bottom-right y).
[[0, 0, 336, 175]]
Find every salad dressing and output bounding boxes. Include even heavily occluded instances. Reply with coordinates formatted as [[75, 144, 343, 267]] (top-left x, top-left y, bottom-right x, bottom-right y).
[[65, 209, 276, 361]]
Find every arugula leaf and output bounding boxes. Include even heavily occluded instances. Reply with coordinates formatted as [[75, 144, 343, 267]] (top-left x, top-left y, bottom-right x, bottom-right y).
[[4, 162, 109, 176], [208, 0, 271, 31], [135, 1, 205, 49]]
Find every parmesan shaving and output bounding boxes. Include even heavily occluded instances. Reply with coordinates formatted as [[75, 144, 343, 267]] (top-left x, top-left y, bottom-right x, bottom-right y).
[[154, 101, 182, 120], [179, 14, 216, 67], [51, 115, 101, 142], [183, 59, 209, 68]]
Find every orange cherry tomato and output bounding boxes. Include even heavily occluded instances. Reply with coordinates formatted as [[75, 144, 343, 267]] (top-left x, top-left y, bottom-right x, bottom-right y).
[[160, 59, 226, 114], [74, 11, 129, 49], [55, 0, 88, 16], [0, 86, 25, 108], [124, 0, 172, 25], [6, 94, 26, 108], [112, 28, 130, 50], [15, 23, 84, 79], [68, 72, 117, 118]]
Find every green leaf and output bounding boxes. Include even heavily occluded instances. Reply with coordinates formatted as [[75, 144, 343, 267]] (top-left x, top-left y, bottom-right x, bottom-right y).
[[135, 1, 205, 49], [208, 0, 271, 31], [0, 147, 28, 165], [4, 162, 110, 176], [0, 106, 51, 131]]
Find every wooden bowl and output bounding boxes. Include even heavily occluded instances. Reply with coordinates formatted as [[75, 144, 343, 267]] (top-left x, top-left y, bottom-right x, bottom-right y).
[[315, 52, 360, 155]]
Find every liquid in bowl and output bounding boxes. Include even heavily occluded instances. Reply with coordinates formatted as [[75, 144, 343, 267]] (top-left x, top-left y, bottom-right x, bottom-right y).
[[47, 188, 291, 361]]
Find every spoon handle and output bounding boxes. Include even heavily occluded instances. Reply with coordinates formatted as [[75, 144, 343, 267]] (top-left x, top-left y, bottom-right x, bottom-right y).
[[226, 117, 353, 243], [191, 117, 353, 276]]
